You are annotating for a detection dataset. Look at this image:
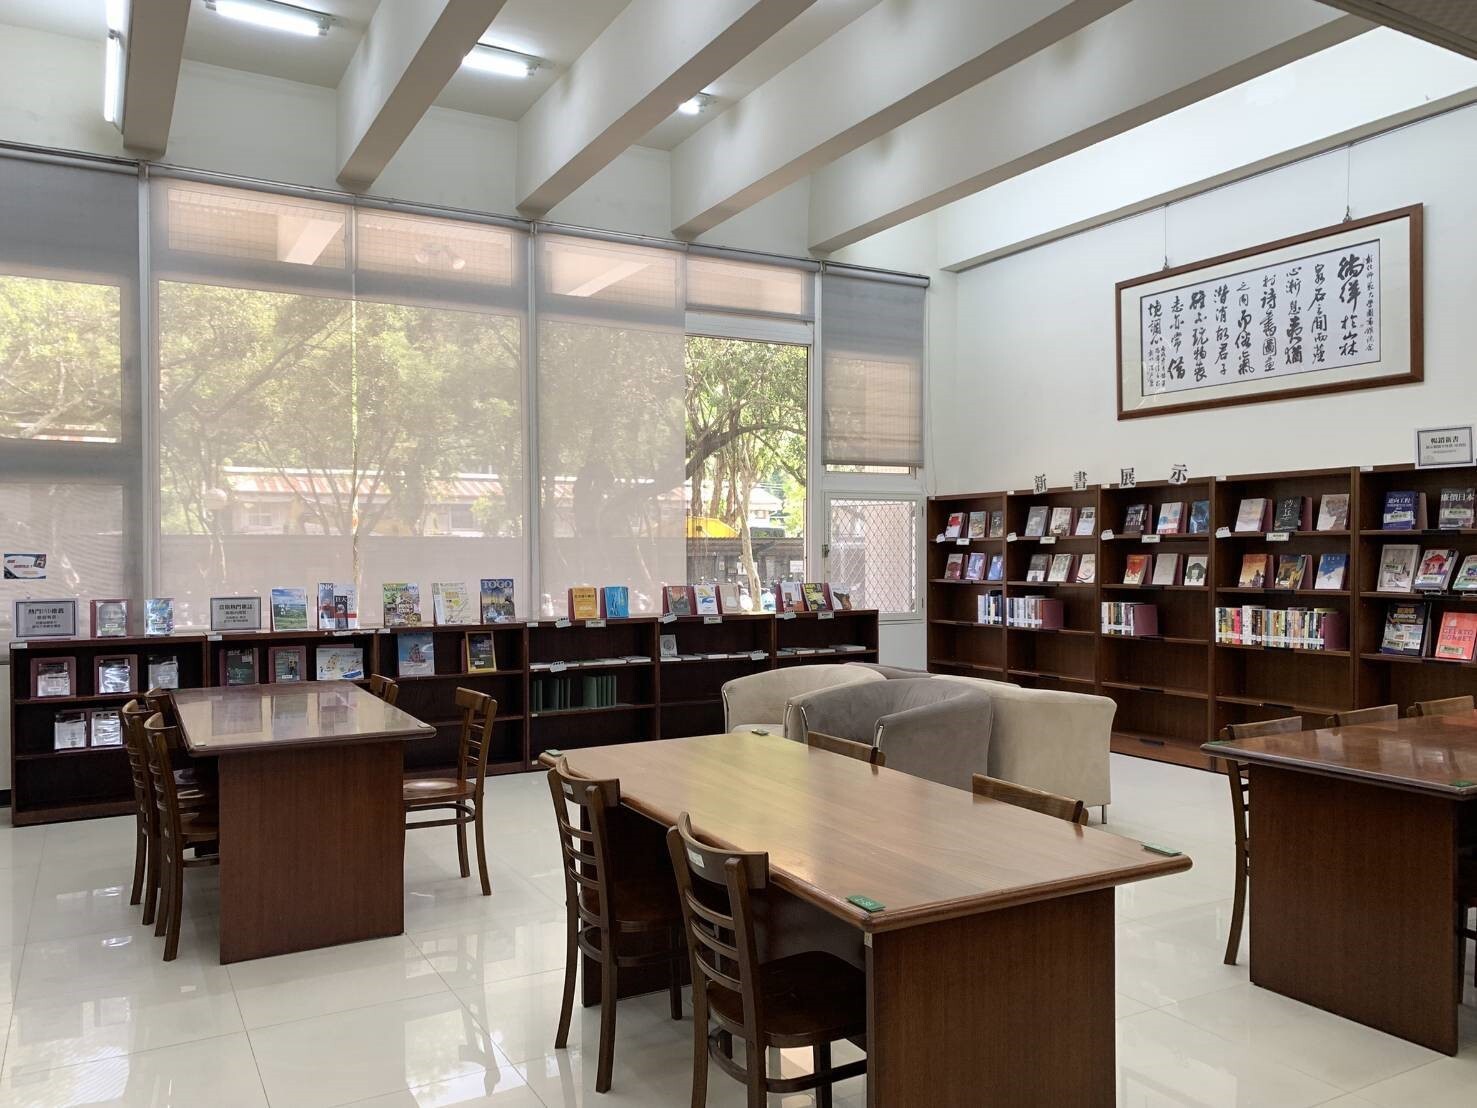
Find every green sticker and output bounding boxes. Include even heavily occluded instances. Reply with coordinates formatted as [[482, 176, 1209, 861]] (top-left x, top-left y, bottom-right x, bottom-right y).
[[847, 894, 885, 913], [1452, 779, 1475, 788], [1141, 842, 1183, 857], [545, 748, 563, 757]]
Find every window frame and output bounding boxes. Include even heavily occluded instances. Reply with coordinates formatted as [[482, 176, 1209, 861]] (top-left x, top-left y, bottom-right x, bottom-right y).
[[820, 489, 926, 622]]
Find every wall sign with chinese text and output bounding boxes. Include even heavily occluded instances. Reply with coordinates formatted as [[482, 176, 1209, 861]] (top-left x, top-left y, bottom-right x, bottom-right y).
[[1415, 425, 1474, 469], [1117, 205, 1422, 419]]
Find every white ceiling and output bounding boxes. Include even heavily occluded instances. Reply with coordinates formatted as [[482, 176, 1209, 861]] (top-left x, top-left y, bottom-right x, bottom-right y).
[[0, 0, 884, 148]]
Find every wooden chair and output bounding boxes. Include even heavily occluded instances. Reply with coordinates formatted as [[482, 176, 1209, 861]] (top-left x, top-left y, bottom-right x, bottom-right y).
[[1326, 704, 1399, 727], [1217, 716, 1304, 966], [368, 674, 400, 706], [970, 774, 1085, 824], [1409, 695, 1475, 718], [142, 713, 220, 961], [546, 758, 686, 1093], [667, 812, 866, 1108], [404, 688, 494, 895], [1460, 859, 1477, 989], [804, 731, 886, 767]]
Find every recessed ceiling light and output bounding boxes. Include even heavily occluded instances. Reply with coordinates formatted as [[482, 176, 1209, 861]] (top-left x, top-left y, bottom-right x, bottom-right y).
[[678, 93, 714, 116], [463, 42, 541, 78], [204, 0, 333, 37]]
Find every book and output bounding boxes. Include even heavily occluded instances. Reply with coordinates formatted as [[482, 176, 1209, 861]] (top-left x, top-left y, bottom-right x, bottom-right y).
[[1047, 506, 1074, 537], [694, 584, 721, 615], [91, 599, 129, 638], [964, 553, 986, 582], [1046, 553, 1075, 583], [1454, 554, 1477, 592], [33, 659, 74, 698], [568, 586, 601, 621], [315, 645, 364, 681], [144, 598, 174, 637], [382, 583, 421, 627], [1074, 506, 1096, 537], [146, 655, 179, 690], [1234, 498, 1270, 533], [1182, 554, 1208, 586], [944, 512, 965, 539], [967, 511, 988, 540], [464, 632, 497, 672], [1314, 553, 1348, 591], [831, 589, 853, 610], [316, 583, 358, 629], [1150, 552, 1181, 586], [1074, 553, 1097, 584], [1187, 500, 1211, 535], [1273, 554, 1310, 591], [776, 582, 804, 612], [1414, 548, 1458, 591], [1438, 488, 1476, 530], [1024, 506, 1050, 538], [479, 578, 516, 623], [269, 646, 305, 683], [89, 709, 123, 748], [659, 633, 678, 659], [1025, 554, 1050, 583], [944, 554, 964, 581], [1434, 611, 1477, 662], [1381, 491, 1425, 530], [396, 631, 435, 677], [1272, 496, 1310, 533], [54, 711, 88, 751], [1238, 554, 1272, 588], [1380, 601, 1430, 656], [1122, 554, 1151, 586], [985, 554, 1005, 582], [988, 511, 1005, 538], [1155, 502, 1184, 535], [1375, 544, 1420, 593], [603, 585, 631, 619], [1122, 504, 1149, 536], [96, 655, 135, 694], [432, 583, 476, 626], [802, 582, 832, 612], [221, 647, 257, 687], [1315, 494, 1349, 532], [269, 588, 309, 632]]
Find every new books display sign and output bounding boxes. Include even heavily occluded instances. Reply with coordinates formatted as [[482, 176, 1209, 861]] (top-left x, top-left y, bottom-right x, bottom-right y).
[[1117, 205, 1422, 419]]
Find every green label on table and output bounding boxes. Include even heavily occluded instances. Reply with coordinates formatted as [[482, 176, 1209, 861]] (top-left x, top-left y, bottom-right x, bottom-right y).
[[1452, 779, 1475, 788], [848, 894, 885, 913], [1141, 843, 1183, 857]]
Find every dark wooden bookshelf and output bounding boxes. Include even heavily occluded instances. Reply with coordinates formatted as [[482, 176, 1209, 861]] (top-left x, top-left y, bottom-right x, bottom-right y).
[[8, 609, 878, 825]]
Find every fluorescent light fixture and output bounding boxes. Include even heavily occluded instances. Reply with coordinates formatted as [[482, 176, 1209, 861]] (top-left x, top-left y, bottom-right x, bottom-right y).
[[204, 0, 332, 37], [678, 93, 714, 116], [463, 43, 541, 78], [103, 29, 123, 125]]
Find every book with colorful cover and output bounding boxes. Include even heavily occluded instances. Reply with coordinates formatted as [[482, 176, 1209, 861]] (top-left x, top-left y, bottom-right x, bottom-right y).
[[1023, 506, 1050, 538], [1414, 549, 1458, 592], [1454, 554, 1477, 592], [1376, 544, 1420, 593], [1234, 498, 1270, 533], [1187, 500, 1211, 535], [316, 582, 358, 629], [802, 582, 832, 612], [464, 632, 497, 673], [1382, 491, 1421, 530], [479, 578, 516, 623], [1438, 487, 1476, 530], [1074, 506, 1096, 536], [1046, 553, 1074, 583], [1122, 554, 1151, 586], [967, 511, 988, 540], [1182, 554, 1208, 586], [1238, 554, 1272, 588], [1433, 611, 1477, 662], [1314, 553, 1348, 591], [1074, 553, 1096, 584], [569, 586, 601, 620], [964, 553, 986, 582], [602, 585, 631, 619], [432, 582, 476, 626], [1122, 504, 1149, 536], [144, 598, 174, 637], [1380, 602, 1430, 656], [382, 583, 421, 627], [396, 631, 435, 677], [694, 584, 721, 615], [988, 511, 1005, 538], [776, 582, 804, 612], [1273, 554, 1310, 591], [315, 645, 365, 680], [985, 554, 1005, 581], [1155, 502, 1184, 535], [1047, 506, 1074, 537], [944, 554, 964, 581], [1025, 554, 1049, 583], [1315, 494, 1350, 532], [269, 587, 309, 632], [944, 512, 965, 539], [1150, 552, 1181, 586]]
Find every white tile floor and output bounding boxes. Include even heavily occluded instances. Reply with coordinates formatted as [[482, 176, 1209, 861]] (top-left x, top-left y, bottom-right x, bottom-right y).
[[0, 755, 1471, 1106]]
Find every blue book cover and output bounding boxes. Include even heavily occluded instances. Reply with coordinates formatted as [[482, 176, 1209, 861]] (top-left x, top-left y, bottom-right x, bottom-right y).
[[1382, 491, 1418, 530], [601, 585, 630, 619], [479, 578, 516, 623], [396, 631, 435, 676], [1187, 500, 1211, 534]]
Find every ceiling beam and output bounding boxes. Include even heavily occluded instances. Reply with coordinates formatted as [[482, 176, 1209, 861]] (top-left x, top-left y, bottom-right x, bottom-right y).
[[337, 0, 508, 192], [516, 0, 815, 219], [1315, 1, 1477, 60], [669, 0, 1130, 241], [118, 0, 192, 158], [807, 0, 1369, 253]]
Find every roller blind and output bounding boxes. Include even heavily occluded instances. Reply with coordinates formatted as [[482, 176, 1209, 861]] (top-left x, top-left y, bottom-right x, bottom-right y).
[[821, 271, 925, 468], [686, 254, 814, 320]]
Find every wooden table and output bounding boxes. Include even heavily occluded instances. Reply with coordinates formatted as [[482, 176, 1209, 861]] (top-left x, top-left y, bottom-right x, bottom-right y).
[[1205, 712, 1477, 1054], [171, 681, 435, 963], [558, 732, 1191, 1106]]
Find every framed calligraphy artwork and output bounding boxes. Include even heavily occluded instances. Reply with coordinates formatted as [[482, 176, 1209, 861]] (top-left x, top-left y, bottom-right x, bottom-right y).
[[1117, 205, 1422, 419]]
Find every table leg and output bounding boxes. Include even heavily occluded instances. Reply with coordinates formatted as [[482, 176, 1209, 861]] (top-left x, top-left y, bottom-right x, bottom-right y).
[[1250, 765, 1459, 1054], [865, 888, 1115, 1107], [217, 741, 405, 963]]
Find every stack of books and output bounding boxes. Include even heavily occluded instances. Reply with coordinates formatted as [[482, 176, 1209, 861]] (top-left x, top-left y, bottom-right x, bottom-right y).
[[1005, 596, 1063, 630], [1215, 606, 1347, 650], [1101, 602, 1159, 637]]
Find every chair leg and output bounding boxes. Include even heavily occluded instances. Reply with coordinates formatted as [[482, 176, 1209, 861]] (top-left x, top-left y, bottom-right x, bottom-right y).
[[456, 810, 471, 879], [473, 803, 491, 896], [141, 830, 160, 927], [130, 824, 146, 906], [744, 1039, 766, 1108], [555, 904, 578, 1049], [163, 857, 184, 962], [154, 845, 172, 938], [815, 1041, 833, 1108], [596, 958, 618, 1094], [689, 986, 709, 1108], [1224, 850, 1247, 966], [668, 930, 683, 1020]]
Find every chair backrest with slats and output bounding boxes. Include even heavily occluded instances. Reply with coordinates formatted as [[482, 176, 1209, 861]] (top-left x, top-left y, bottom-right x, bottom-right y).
[[143, 713, 186, 854], [1218, 717, 1302, 856], [1327, 704, 1398, 727], [546, 757, 620, 932], [805, 730, 886, 767], [121, 699, 157, 831], [666, 812, 768, 1043], [971, 774, 1086, 824], [368, 675, 400, 706], [453, 688, 496, 793], [1409, 695, 1475, 718]]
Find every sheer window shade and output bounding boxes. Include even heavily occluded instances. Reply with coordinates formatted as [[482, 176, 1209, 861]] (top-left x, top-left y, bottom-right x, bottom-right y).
[[536, 233, 686, 616], [686, 254, 814, 320], [821, 272, 925, 468]]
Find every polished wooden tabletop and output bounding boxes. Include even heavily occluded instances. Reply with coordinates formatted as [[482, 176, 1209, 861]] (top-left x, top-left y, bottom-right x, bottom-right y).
[[171, 681, 435, 755], [1204, 711, 1477, 797], [559, 732, 1192, 933]]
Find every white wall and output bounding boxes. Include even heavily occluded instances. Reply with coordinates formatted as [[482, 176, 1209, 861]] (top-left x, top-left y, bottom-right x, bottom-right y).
[[941, 102, 1477, 495]]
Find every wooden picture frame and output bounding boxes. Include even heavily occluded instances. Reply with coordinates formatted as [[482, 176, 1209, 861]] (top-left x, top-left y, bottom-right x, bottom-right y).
[[464, 631, 497, 673], [1117, 204, 1423, 419]]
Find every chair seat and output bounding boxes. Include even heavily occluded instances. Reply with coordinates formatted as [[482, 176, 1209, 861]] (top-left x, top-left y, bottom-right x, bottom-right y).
[[403, 776, 474, 804], [179, 812, 219, 844], [706, 951, 866, 1046], [579, 875, 681, 929]]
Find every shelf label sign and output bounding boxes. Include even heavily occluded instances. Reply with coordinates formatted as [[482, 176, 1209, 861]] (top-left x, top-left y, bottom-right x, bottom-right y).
[[818, 610, 835, 620], [1415, 424, 1474, 469]]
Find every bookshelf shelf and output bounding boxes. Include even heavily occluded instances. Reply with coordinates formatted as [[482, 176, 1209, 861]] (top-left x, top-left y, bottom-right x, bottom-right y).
[[1100, 681, 1209, 701]]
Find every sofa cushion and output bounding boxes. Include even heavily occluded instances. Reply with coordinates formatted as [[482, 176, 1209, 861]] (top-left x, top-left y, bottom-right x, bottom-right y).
[[721, 664, 885, 733]]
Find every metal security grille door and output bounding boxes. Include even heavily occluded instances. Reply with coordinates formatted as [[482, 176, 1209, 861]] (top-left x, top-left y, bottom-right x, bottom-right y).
[[825, 496, 920, 616]]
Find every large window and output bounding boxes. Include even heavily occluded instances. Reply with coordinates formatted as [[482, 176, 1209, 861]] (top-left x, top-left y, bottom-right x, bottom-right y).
[[825, 496, 920, 616]]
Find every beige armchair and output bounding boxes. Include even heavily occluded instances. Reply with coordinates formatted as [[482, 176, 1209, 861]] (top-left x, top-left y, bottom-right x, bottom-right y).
[[720, 664, 884, 735]]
